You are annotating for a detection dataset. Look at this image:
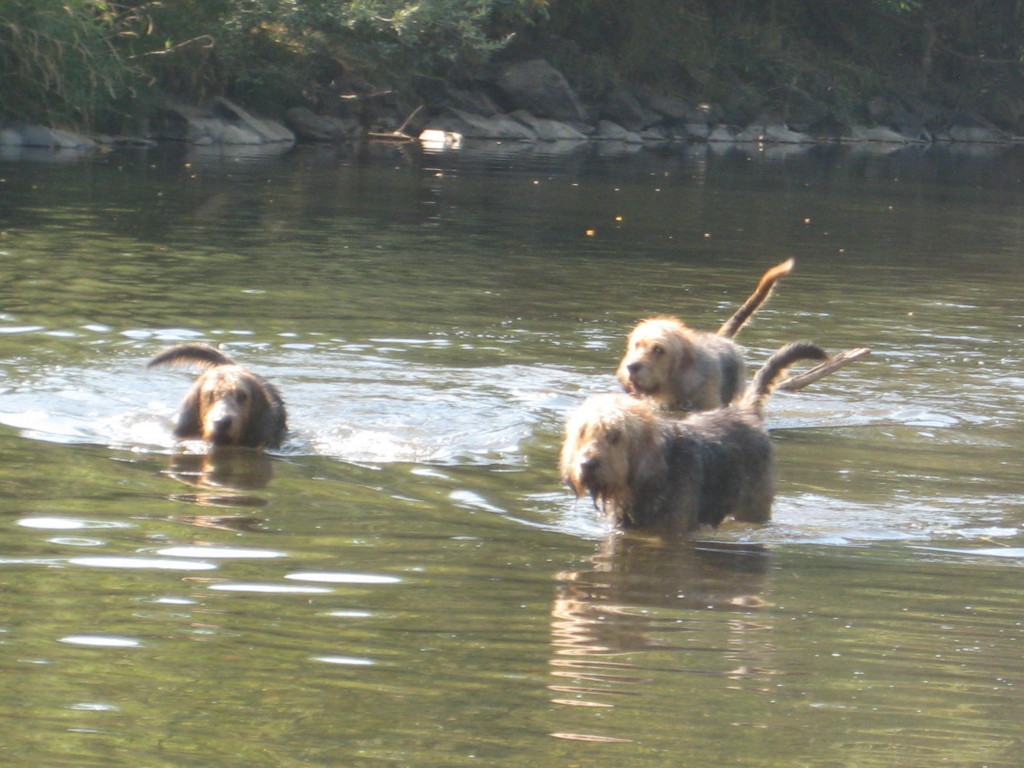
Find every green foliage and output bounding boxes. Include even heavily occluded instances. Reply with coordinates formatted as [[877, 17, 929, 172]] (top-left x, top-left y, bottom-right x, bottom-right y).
[[1, 0, 545, 129], [129, 0, 547, 110], [4, 0, 1024, 132], [0, 0, 140, 129], [545, 0, 1024, 124]]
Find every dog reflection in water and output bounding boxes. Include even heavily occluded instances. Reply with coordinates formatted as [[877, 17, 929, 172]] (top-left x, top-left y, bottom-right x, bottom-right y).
[[552, 535, 773, 654], [561, 341, 828, 534], [548, 535, 777, 733], [163, 449, 272, 531], [166, 449, 274, 493], [148, 342, 287, 449]]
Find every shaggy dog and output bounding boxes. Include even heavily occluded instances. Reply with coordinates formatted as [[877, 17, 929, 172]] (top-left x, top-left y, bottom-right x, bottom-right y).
[[148, 343, 287, 449], [561, 340, 828, 533], [616, 258, 793, 412]]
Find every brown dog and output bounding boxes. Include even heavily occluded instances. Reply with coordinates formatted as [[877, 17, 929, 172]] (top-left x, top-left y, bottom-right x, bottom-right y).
[[148, 343, 287, 449], [561, 340, 828, 533], [616, 258, 793, 412]]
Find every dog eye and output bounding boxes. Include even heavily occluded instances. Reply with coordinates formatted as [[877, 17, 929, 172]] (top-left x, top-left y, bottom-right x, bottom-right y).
[[651, 344, 665, 357], [606, 428, 623, 445], [236, 390, 249, 404]]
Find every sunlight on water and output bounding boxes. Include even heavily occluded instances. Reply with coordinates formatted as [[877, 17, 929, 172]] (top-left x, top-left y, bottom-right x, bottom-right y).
[[311, 655, 376, 666], [155, 546, 288, 559], [68, 556, 218, 571], [58, 636, 143, 648], [17, 517, 133, 530]]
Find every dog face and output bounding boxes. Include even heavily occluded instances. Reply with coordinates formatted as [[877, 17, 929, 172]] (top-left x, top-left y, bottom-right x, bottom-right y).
[[616, 317, 693, 402], [195, 366, 255, 446], [176, 365, 283, 448], [559, 393, 666, 513]]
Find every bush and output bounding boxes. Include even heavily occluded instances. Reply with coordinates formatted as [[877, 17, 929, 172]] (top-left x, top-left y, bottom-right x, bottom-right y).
[[0, 0, 140, 129], [129, 0, 546, 112]]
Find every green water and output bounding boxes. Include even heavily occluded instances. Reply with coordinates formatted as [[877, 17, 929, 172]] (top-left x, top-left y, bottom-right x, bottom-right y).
[[0, 140, 1021, 767]]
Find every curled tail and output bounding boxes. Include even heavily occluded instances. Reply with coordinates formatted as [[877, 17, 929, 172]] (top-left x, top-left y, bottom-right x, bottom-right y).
[[743, 340, 829, 416], [716, 258, 794, 339], [147, 342, 236, 371]]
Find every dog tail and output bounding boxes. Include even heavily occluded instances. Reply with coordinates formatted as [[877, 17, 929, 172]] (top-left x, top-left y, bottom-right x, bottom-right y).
[[743, 340, 829, 415], [147, 343, 237, 371], [716, 258, 794, 339]]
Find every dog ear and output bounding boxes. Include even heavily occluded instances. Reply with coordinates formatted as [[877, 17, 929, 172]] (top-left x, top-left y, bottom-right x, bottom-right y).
[[670, 334, 694, 371], [173, 384, 203, 439], [665, 336, 696, 407], [626, 426, 667, 496], [242, 381, 286, 448], [241, 385, 270, 447]]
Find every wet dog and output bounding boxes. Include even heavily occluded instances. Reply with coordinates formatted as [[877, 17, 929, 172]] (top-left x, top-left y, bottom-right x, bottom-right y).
[[148, 343, 287, 449], [561, 340, 828, 533], [616, 258, 793, 412]]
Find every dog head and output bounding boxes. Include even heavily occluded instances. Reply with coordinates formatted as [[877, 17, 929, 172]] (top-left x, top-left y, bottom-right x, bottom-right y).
[[616, 317, 694, 406], [177, 365, 279, 448], [559, 393, 668, 516]]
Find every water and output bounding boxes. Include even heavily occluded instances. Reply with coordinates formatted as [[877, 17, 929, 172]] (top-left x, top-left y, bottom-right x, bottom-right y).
[[0, 139, 1022, 767]]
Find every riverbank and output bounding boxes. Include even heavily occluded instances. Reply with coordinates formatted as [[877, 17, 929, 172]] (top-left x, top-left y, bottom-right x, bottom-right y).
[[3, 54, 1020, 155]]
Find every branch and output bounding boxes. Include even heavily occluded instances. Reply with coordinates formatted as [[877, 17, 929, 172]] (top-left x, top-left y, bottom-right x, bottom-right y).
[[129, 35, 214, 58]]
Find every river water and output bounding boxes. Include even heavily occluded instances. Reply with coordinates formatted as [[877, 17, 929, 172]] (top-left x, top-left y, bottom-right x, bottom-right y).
[[0, 138, 1021, 767]]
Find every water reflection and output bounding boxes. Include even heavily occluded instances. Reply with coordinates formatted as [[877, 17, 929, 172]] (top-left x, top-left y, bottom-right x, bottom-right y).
[[159, 448, 274, 530], [549, 534, 776, 742], [163, 447, 274, 492]]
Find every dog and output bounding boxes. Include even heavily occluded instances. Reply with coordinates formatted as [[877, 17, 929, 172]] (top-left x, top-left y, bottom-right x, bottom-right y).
[[561, 340, 828, 533], [616, 258, 793, 412], [148, 343, 287, 449]]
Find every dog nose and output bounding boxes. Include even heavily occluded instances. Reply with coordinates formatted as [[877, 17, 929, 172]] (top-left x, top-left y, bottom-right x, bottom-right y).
[[627, 362, 642, 375], [579, 456, 599, 483], [212, 416, 234, 439]]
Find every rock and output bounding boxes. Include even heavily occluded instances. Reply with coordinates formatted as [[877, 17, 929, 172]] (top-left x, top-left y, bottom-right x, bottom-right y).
[[509, 111, 588, 141], [491, 59, 588, 123], [680, 122, 711, 139], [641, 125, 671, 141], [285, 107, 363, 141], [600, 89, 657, 132], [642, 93, 696, 123], [97, 135, 158, 148], [147, 106, 192, 141], [0, 128, 23, 147], [805, 113, 849, 141], [775, 85, 832, 132], [736, 118, 814, 143], [17, 126, 96, 149], [412, 75, 500, 117], [943, 124, 1012, 143], [866, 95, 931, 141], [424, 107, 535, 140], [592, 120, 644, 143], [210, 97, 294, 143], [847, 124, 919, 143], [936, 112, 1012, 143], [149, 100, 293, 145], [707, 124, 740, 142], [221, 123, 264, 144]]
